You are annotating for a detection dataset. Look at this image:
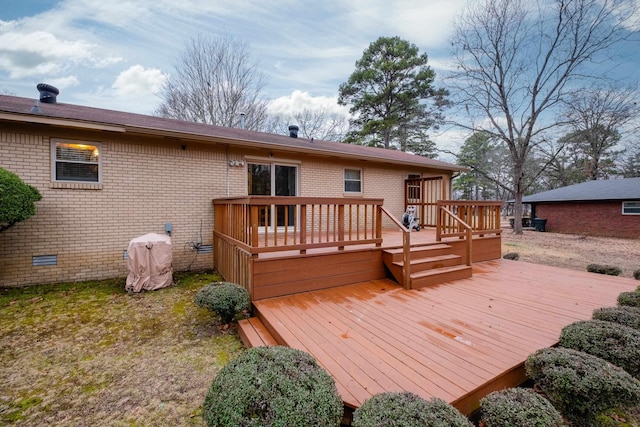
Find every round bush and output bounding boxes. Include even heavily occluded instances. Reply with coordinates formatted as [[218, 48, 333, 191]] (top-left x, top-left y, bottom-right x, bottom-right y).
[[479, 387, 563, 427], [203, 346, 343, 427], [502, 252, 520, 261], [195, 282, 250, 323], [618, 291, 640, 308], [593, 306, 640, 331], [525, 347, 640, 426], [558, 320, 640, 377], [586, 263, 622, 276], [352, 392, 472, 427], [634, 269, 640, 280]]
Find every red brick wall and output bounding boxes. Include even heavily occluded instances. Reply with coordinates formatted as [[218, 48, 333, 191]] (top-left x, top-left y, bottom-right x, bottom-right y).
[[535, 201, 640, 238]]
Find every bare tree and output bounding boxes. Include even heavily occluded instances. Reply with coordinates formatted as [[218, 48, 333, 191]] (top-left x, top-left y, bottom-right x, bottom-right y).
[[448, 0, 638, 233], [267, 108, 349, 141], [562, 84, 639, 180], [155, 34, 269, 130]]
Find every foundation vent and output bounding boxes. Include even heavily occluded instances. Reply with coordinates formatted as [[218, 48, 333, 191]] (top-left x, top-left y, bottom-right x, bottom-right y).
[[32, 255, 58, 266]]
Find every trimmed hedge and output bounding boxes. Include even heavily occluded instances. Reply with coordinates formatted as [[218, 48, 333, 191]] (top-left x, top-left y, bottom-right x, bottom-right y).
[[618, 291, 640, 308], [593, 306, 640, 331], [525, 347, 640, 426], [558, 320, 640, 377], [479, 387, 564, 427], [352, 392, 472, 427], [195, 282, 250, 323], [203, 346, 343, 427], [586, 263, 622, 276]]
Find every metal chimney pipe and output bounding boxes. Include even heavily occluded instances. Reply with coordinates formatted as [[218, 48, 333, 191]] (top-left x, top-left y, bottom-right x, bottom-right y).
[[240, 112, 245, 130], [288, 125, 299, 138]]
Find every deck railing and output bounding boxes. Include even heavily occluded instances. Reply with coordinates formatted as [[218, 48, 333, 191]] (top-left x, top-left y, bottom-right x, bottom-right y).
[[436, 200, 503, 240], [435, 201, 502, 267], [213, 196, 385, 256]]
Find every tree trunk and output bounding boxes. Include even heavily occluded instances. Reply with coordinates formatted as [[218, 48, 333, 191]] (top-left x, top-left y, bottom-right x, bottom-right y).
[[512, 162, 524, 235]]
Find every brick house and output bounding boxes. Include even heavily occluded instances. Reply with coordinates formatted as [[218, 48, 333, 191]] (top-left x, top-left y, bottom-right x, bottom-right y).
[[522, 178, 640, 238], [0, 92, 465, 287]]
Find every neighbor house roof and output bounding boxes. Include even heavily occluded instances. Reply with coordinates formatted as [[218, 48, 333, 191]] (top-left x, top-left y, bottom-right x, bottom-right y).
[[0, 94, 466, 173], [522, 178, 640, 203]]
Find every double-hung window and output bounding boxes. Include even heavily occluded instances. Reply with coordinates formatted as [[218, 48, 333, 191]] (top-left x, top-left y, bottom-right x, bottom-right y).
[[344, 169, 362, 193], [52, 140, 101, 183], [622, 201, 640, 215]]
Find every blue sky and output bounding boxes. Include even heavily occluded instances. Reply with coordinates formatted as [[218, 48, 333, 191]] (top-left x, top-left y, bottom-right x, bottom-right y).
[[0, 1, 465, 111], [1, 0, 638, 152]]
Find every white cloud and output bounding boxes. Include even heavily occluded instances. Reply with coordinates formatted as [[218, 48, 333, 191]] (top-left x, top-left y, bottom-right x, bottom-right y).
[[268, 90, 350, 116], [111, 65, 167, 98], [0, 30, 92, 77], [0, 28, 122, 78], [47, 75, 80, 89]]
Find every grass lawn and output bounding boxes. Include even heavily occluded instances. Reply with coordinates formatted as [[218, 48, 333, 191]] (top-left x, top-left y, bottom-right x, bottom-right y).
[[0, 271, 244, 426]]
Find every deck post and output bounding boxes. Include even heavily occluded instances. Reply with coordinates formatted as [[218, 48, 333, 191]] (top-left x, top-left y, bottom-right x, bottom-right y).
[[375, 205, 383, 247], [403, 230, 411, 289], [300, 205, 307, 254], [435, 202, 442, 242], [338, 204, 345, 250], [250, 205, 259, 248]]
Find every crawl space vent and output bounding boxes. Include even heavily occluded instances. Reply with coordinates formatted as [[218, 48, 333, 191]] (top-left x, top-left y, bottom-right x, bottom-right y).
[[32, 255, 57, 266]]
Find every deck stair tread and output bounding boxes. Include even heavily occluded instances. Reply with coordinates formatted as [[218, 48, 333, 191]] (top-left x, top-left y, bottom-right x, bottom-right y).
[[238, 316, 279, 348], [392, 254, 461, 268], [383, 243, 451, 256], [410, 265, 473, 288]]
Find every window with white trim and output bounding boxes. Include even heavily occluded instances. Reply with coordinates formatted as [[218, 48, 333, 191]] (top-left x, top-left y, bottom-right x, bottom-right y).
[[622, 201, 640, 215], [344, 168, 362, 193], [52, 140, 101, 183]]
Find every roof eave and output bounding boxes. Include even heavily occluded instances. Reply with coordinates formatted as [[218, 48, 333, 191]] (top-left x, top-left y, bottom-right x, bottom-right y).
[[1, 110, 466, 173]]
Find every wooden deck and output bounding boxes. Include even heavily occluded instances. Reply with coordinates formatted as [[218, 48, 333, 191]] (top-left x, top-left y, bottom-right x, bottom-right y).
[[241, 259, 639, 415]]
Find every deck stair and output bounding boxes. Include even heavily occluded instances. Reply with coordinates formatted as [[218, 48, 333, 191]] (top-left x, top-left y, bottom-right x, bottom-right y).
[[238, 316, 280, 348], [382, 243, 472, 289]]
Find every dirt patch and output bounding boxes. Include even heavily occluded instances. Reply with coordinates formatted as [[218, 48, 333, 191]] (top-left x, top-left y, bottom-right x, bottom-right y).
[[501, 229, 640, 279], [0, 271, 243, 426]]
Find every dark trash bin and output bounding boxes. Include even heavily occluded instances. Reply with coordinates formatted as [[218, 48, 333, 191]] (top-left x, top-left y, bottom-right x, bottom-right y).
[[533, 218, 547, 232]]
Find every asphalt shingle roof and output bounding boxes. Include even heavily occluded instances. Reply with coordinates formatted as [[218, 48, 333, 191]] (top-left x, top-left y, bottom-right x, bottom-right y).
[[0, 94, 466, 173], [522, 178, 640, 202]]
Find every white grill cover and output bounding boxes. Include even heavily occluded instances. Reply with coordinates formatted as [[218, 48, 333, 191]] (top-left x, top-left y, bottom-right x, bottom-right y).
[[125, 233, 173, 292]]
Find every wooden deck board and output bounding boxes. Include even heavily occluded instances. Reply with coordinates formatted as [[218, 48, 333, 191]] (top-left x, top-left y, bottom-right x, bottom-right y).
[[252, 259, 638, 413]]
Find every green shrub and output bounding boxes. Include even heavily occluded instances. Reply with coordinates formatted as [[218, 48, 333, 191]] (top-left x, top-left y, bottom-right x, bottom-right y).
[[558, 320, 640, 377], [525, 347, 640, 426], [618, 291, 640, 308], [195, 282, 250, 323], [634, 269, 640, 280], [203, 346, 342, 427], [587, 263, 622, 276], [503, 252, 520, 261], [593, 306, 640, 331], [479, 387, 564, 427], [352, 392, 472, 427], [0, 167, 42, 233]]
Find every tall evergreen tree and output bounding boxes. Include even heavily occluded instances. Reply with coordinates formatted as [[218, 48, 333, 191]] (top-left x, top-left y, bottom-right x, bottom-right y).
[[338, 36, 448, 157]]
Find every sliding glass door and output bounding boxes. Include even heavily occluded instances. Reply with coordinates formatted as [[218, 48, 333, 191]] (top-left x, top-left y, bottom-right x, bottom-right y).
[[248, 162, 298, 229]]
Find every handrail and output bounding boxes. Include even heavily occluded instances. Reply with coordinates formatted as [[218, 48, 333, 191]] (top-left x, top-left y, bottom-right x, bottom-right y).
[[380, 206, 411, 289], [437, 206, 473, 266]]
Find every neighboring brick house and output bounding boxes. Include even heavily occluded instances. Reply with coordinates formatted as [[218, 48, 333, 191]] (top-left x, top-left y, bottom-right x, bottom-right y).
[[0, 91, 465, 287], [522, 178, 640, 238]]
